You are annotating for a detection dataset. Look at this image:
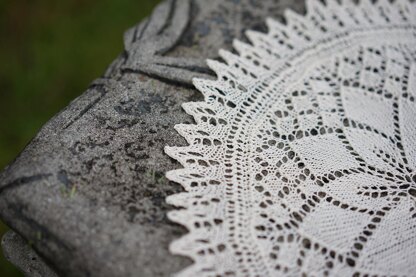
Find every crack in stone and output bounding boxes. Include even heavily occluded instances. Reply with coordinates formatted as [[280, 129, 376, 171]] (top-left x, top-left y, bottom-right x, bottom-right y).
[[0, 173, 52, 195]]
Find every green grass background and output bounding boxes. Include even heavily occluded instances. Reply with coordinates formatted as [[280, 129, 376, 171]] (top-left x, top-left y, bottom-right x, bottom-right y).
[[0, 0, 160, 275]]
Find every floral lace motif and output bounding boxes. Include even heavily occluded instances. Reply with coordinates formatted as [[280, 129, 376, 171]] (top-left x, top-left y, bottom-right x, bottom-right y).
[[165, 1, 416, 276]]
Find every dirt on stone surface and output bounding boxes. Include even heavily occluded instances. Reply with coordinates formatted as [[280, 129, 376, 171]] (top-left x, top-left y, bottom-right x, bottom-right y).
[[0, 1, 161, 276]]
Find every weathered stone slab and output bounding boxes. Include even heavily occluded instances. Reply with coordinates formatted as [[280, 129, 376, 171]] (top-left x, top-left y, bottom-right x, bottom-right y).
[[2, 231, 58, 277], [0, 0, 305, 276]]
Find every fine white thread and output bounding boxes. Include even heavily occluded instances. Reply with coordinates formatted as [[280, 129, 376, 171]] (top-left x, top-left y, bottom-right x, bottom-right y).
[[165, 1, 416, 276]]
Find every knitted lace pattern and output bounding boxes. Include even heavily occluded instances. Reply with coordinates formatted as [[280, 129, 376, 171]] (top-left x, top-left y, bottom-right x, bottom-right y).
[[165, 1, 416, 276]]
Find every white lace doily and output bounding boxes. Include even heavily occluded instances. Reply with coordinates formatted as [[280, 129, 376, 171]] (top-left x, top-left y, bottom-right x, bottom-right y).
[[165, 0, 416, 276]]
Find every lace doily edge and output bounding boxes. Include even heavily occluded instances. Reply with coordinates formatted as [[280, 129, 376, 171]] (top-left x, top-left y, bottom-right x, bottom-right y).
[[164, 0, 416, 275]]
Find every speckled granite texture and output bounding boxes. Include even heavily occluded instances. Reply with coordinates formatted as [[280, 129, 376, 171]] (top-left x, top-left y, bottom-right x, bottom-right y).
[[0, 1, 305, 276]]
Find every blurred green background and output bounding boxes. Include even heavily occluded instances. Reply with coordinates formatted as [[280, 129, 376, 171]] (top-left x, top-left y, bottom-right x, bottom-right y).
[[0, 0, 160, 275]]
